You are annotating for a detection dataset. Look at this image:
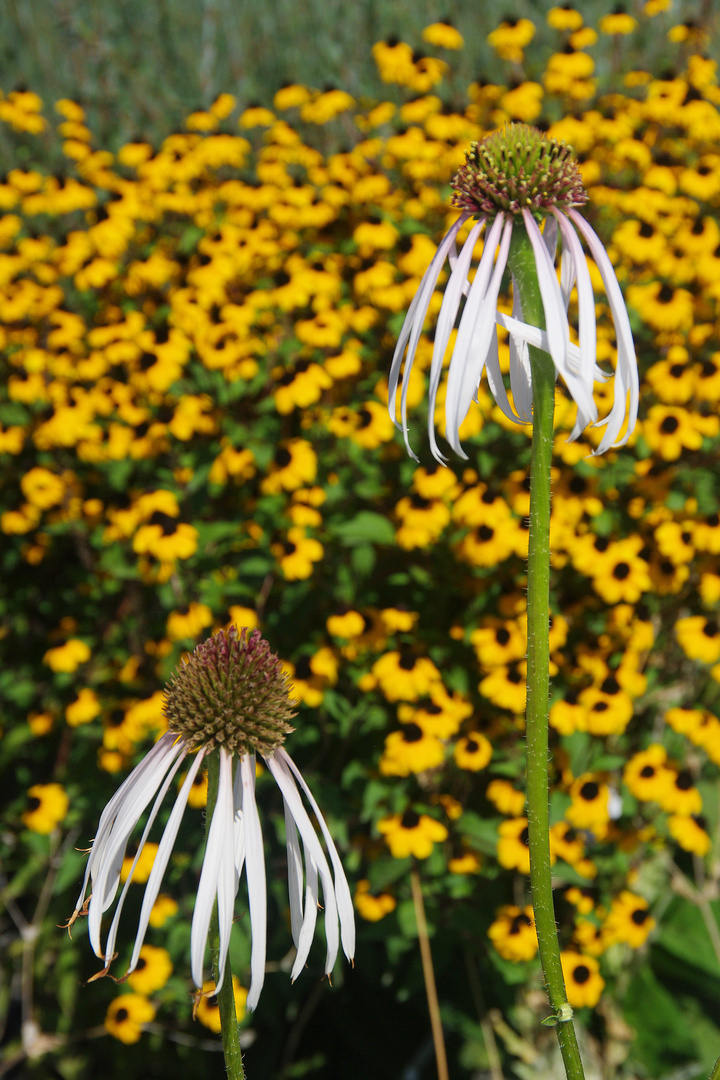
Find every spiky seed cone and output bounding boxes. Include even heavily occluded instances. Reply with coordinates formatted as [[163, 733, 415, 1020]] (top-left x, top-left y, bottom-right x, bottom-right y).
[[452, 122, 587, 217], [163, 626, 297, 756]]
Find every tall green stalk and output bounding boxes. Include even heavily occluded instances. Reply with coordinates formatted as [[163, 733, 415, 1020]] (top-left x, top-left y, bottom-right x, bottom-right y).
[[205, 750, 247, 1080], [507, 226, 585, 1080]]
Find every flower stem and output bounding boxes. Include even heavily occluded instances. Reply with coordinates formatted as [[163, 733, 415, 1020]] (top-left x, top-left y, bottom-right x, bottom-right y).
[[206, 749, 247, 1080], [507, 225, 585, 1080], [410, 866, 449, 1080]]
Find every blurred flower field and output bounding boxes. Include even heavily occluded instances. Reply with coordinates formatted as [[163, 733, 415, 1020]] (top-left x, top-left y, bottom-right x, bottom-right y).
[[1, 4, 720, 1078]]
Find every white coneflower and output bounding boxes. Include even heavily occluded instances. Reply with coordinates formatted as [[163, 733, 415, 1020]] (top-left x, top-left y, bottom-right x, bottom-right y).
[[71, 626, 355, 1012], [389, 122, 639, 461]]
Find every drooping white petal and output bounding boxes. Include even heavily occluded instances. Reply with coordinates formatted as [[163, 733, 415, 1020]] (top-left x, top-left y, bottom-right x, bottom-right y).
[[214, 750, 237, 996], [128, 748, 206, 974], [444, 212, 506, 457], [241, 754, 267, 1012], [86, 737, 186, 955], [75, 732, 180, 914], [543, 215, 558, 261], [508, 277, 534, 422], [284, 803, 305, 948], [452, 217, 514, 444], [522, 209, 598, 429], [232, 761, 246, 889], [567, 209, 639, 451], [521, 208, 570, 376], [388, 212, 471, 459], [426, 218, 485, 463], [485, 323, 524, 425], [554, 209, 597, 386], [101, 745, 189, 965], [265, 753, 339, 979], [191, 747, 235, 994], [276, 748, 355, 962]]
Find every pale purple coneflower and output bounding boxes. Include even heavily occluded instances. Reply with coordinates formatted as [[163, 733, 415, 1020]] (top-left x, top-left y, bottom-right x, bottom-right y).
[[71, 627, 355, 1012], [389, 123, 639, 461]]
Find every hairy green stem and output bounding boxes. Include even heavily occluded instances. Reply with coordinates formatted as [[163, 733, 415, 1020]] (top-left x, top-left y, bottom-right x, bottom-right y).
[[507, 224, 585, 1080], [205, 750, 246, 1080]]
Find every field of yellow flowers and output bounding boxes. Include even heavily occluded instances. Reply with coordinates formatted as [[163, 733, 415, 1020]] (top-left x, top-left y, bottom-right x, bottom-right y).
[[1, 5, 720, 1079]]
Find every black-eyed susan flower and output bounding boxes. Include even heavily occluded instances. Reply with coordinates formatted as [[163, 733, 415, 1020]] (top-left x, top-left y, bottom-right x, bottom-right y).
[[260, 439, 317, 494], [550, 822, 587, 868], [547, 5, 584, 32], [22, 783, 69, 834], [565, 774, 610, 832], [126, 944, 173, 994], [486, 779, 525, 816], [479, 663, 527, 714], [667, 814, 711, 856], [602, 890, 655, 947], [398, 684, 472, 738], [487, 18, 536, 63], [65, 686, 102, 730], [453, 731, 492, 771], [675, 615, 720, 664], [43, 638, 91, 673], [132, 513, 198, 562], [70, 628, 354, 1012], [487, 905, 538, 961], [389, 123, 637, 461], [166, 603, 214, 642], [394, 493, 450, 549], [379, 723, 445, 776], [377, 809, 448, 859], [642, 405, 703, 460], [658, 770, 702, 816], [272, 527, 324, 581], [448, 849, 482, 874], [623, 745, 674, 802], [590, 538, 650, 605], [560, 951, 605, 1008], [370, 650, 442, 702], [422, 20, 464, 50], [354, 879, 397, 921], [148, 894, 178, 929], [104, 993, 156, 1044], [195, 977, 247, 1032], [497, 817, 538, 875]]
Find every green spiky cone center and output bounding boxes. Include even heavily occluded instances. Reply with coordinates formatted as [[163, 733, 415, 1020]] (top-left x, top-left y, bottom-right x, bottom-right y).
[[451, 122, 587, 216], [163, 626, 297, 756]]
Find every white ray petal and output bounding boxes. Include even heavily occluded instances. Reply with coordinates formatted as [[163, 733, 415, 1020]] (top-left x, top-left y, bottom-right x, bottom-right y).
[[486, 324, 524, 425], [521, 208, 569, 376], [445, 212, 506, 457], [453, 217, 514, 440], [241, 754, 267, 1012], [568, 209, 639, 450], [554, 209, 597, 386], [276, 748, 355, 962], [76, 733, 179, 913], [508, 277, 534, 422], [87, 738, 185, 954], [191, 748, 235, 993], [388, 213, 470, 458], [101, 746, 189, 964], [265, 754, 340, 979], [543, 215, 558, 261], [232, 760, 246, 889], [128, 749, 206, 974], [426, 218, 485, 463], [214, 749, 236, 995], [284, 803, 305, 948]]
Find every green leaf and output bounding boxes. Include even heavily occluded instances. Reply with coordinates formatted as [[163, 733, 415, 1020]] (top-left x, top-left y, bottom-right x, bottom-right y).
[[329, 511, 395, 546]]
